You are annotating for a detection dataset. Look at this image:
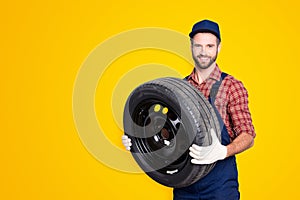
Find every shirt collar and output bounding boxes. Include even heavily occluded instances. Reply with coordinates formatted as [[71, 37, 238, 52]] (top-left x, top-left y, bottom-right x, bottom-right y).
[[188, 64, 222, 84]]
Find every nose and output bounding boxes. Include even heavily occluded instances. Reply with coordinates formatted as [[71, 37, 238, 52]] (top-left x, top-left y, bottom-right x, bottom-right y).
[[199, 47, 207, 56]]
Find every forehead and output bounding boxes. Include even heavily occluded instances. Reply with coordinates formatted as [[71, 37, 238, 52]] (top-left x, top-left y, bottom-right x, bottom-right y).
[[192, 32, 218, 44]]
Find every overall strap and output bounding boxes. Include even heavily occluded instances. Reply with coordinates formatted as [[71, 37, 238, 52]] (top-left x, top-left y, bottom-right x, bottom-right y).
[[208, 72, 228, 104]]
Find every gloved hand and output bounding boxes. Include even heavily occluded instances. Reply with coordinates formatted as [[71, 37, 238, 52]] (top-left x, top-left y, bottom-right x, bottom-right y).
[[189, 128, 227, 164], [121, 135, 132, 151]]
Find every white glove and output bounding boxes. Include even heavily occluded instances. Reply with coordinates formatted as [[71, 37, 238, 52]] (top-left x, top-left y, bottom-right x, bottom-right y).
[[122, 135, 132, 151], [189, 128, 227, 164]]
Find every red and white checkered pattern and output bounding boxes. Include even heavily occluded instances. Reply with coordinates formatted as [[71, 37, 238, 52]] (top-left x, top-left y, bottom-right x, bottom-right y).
[[187, 65, 256, 141]]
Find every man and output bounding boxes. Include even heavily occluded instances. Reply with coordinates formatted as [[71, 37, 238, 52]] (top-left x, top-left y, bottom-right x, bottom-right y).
[[122, 19, 256, 199]]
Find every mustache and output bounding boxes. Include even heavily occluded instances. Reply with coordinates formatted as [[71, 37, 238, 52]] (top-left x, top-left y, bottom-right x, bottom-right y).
[[197, 55, 211, 59]]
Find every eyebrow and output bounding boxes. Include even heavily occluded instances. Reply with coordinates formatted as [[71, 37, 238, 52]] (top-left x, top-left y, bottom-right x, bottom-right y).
[[193, 43, 216, 46]]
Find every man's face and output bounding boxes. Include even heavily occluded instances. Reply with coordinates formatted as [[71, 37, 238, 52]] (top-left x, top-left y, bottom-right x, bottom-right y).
[[191, 32, 220, 70]]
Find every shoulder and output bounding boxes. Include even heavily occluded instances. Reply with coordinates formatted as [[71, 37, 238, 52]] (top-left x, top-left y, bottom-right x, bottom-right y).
[[223, 73, 249, 99], [223, 73, 247, 88], [223, 73, 241, 83]]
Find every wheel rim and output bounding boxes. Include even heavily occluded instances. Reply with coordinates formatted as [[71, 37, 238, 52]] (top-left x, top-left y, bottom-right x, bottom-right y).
[[131, 99, 190, 174]]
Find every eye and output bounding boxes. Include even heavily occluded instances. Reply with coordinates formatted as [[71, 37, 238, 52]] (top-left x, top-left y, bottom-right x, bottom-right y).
[[208, 44, 214, 48]]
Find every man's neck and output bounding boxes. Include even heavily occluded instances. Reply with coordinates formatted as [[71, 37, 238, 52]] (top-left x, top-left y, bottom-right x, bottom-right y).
[[195, 63, 217, 84]]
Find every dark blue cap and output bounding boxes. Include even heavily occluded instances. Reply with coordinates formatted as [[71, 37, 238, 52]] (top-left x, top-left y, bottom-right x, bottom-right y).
[[189, 19, 221, 41]]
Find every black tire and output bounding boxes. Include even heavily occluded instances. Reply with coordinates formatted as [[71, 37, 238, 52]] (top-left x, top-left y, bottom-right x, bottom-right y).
[[123, 77, 221, 188]]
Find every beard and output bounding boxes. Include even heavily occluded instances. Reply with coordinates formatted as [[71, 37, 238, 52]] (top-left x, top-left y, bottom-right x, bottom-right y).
[[192, 51, 218, 70]]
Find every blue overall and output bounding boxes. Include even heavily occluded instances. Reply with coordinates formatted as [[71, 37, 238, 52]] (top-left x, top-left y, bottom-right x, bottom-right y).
[[174, 73, 240, 200]]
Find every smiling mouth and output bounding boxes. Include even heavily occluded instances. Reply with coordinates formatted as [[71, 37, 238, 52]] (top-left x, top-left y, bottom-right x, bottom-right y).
[[198, 56, 210, 62]]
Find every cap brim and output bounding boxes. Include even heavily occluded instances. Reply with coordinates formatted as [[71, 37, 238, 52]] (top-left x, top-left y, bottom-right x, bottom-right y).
[[189, 29, 220, 40]]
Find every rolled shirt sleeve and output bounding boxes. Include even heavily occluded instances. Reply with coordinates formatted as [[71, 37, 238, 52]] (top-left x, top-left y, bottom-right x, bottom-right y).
[[228, 79, 256, 138]]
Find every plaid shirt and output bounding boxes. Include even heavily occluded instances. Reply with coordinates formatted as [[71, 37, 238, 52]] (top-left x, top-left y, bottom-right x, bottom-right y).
[[187, 65, 256, 140]]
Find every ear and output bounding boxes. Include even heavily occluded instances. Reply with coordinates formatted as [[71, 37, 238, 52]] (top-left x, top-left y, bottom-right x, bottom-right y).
[[217, 42, 221, 53]]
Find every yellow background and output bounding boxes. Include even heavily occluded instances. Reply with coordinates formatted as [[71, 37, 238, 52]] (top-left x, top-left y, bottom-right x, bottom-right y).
[[1, 0, 300, 199]]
